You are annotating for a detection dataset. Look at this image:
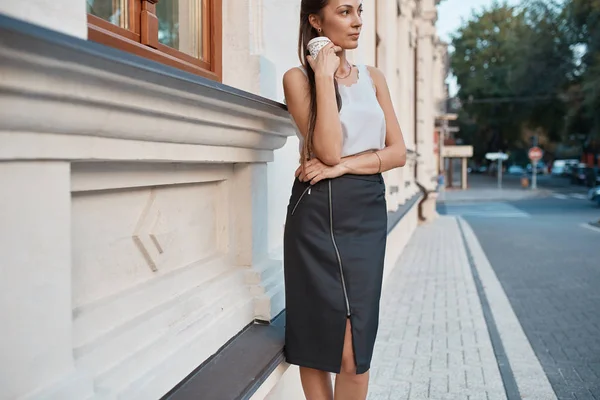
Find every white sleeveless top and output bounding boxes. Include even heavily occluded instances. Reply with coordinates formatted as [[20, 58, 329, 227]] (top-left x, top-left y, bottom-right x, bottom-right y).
[[288, 64, 386, 158]]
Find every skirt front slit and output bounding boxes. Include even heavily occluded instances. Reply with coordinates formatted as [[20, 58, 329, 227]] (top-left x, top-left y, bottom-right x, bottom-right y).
[[283, 173, 387, 374]]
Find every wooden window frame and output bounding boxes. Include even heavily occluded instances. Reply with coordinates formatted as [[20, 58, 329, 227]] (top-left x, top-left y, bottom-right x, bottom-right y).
[[87, 0, 222, 81]]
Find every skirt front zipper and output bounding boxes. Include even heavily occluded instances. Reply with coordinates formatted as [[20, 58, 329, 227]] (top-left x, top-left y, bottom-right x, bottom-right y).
[[328, 180, 351, 316]]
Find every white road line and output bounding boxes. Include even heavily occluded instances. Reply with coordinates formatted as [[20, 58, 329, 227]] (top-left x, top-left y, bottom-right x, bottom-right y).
[[445, 203, 530, 218], [580, 223, 600, 233], [458, 217, 557, 400], [450, 213, 530, 218], [571, 193, 587, 200], [552, 194, 568, 200]]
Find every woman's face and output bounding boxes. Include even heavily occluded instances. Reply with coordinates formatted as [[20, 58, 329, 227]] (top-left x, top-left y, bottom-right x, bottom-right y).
[[312, 1, 363, 50]]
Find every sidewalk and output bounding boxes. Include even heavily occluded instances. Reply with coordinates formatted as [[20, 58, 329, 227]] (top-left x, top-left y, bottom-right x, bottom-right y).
[[368, 216, 555, 400]]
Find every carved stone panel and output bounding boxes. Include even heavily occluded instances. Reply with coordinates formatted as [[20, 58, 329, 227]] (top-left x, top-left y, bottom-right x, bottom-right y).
[[72, 181, 225, 307]]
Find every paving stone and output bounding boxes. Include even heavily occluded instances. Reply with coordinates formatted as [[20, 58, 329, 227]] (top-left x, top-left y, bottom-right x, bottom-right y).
[[368, 217, 507, 400]]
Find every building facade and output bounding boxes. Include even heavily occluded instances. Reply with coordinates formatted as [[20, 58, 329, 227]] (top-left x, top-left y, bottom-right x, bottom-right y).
[[0, 0, 447, 398]]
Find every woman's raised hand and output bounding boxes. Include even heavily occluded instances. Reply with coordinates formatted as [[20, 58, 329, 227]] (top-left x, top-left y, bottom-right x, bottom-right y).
[[306, 42, 343, 78]]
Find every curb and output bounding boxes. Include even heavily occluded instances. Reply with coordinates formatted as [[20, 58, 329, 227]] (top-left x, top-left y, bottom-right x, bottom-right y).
[[457, 217, 557, 400]]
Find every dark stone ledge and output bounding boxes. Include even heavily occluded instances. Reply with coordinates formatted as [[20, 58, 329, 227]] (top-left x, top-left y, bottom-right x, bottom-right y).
[[387, 193, 422, 233], [162, 312, 286, 400]]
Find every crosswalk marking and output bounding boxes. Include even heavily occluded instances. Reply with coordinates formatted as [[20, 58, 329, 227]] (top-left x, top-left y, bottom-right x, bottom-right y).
[[444, 202, 530, 218], [551, 192, 588, 200], [580, 223, 600, 234]]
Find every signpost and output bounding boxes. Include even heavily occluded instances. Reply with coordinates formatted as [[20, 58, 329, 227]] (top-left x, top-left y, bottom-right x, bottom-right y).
[[528, 146, 543, 190], [485, 152, 509, 189]]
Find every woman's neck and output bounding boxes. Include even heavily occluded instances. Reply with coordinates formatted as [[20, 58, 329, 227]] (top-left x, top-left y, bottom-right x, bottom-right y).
[[336, 50, 351, 76]]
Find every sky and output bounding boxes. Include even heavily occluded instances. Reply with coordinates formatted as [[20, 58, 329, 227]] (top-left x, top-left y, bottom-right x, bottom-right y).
[[435, 0, 521, 96]]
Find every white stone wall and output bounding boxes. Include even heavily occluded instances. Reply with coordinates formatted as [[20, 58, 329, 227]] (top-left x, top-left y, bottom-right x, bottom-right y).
[[0, 17, 294, 399], [433, 39, 449, 116], [260, 0, 302, 261], [0, 0, 448, 398], [0, 0, 87, 38]]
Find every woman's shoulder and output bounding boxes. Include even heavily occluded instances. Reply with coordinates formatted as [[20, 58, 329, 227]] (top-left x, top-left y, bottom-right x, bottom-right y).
[[361, 65, 388, 93], [362, 65, 386, 81], [284, 65, 308, 81], [283, 66, 310, 96], [283, 66, 310, 104]]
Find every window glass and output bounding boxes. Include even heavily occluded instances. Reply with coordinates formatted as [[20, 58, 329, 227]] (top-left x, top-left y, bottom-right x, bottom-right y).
[[157, 0, 204, 59], [87, 0, 130, 30]]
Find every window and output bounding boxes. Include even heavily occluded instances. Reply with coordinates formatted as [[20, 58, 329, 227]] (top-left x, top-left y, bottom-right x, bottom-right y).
[[87, 0, 222, 81]]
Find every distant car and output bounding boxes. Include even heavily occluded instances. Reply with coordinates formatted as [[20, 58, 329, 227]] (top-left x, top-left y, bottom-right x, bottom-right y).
[[527, 161, 545, 174], [551, 160, 570, 176], [571, 164, 589, 185], [588, 186, 600, 206], [508, 165, 525, 175], [572, 165, 599, 186], [564, 160, 580, 176]]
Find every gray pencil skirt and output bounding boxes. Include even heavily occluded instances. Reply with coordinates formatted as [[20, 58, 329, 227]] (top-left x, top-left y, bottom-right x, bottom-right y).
[[283, 173, 387, 374]]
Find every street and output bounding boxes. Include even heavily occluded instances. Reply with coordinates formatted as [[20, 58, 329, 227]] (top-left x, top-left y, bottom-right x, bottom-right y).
[[443, 176, 600, 399], [367, 174, 600, 400]]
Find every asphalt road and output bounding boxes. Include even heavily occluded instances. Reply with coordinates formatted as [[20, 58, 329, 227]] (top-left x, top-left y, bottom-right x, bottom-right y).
[[473, 172, 593, 194], [444, 196, 600, 399]]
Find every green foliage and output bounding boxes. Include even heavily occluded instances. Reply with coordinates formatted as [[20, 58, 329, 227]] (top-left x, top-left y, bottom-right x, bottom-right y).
[[565, 0, 600, 146], [449, 0, 599, 160]]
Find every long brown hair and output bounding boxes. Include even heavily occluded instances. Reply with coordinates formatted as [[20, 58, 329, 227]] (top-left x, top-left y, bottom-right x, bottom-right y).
[[298, 0, 343, 163]]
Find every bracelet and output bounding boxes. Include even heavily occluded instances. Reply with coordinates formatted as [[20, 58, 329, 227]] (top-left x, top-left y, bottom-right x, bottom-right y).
[[374, 151, 382, 173]]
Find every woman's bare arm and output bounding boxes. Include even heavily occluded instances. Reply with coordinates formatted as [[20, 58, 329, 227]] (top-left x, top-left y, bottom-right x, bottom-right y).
[[283, 68, 343, 165]]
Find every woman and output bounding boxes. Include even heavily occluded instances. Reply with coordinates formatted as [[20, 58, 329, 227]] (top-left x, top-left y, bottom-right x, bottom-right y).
[[283, 0, 407, 399]]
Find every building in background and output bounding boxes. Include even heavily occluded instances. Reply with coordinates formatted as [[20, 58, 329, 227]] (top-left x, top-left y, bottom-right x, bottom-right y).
[[0, 0, 448, 398]]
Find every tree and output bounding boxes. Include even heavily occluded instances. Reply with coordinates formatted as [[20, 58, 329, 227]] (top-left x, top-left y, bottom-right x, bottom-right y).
[[451, 2, 529, 155], [564, 0, 600, 152], [516, 0, 573, 141], [450, 1, 576, 161]]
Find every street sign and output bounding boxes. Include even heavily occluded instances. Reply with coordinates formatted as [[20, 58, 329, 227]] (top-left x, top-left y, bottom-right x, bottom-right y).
[[528, 146, 543, 190], [485, 152, 508, 189], [528, 147, 543, 162], [485, 152, 508, 161], [443, 145, 473, 158]]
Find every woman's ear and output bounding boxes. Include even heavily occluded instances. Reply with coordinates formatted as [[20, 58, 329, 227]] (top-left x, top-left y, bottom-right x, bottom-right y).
[[308, 14, 321, 32]]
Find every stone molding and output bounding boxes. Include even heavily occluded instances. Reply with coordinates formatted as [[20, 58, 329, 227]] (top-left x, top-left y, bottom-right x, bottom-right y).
[[0, 15, 295, 163]]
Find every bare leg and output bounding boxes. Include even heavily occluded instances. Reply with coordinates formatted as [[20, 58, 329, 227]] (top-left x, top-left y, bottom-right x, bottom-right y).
[[334, 319, 369, 400], [300, 366, 334, 400]]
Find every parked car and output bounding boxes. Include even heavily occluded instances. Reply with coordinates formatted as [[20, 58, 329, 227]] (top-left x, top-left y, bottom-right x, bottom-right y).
[[563, 160, 579, 176], [588, 186, 600, 206], [551, 159, 578, 176], [527, 161, 545, 174], [551, 160, 566, 175], [583, 166, 599, 187], [571, 163, 587, 185], [570, 164, 596, 186], [508, 165, 525, 175]]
